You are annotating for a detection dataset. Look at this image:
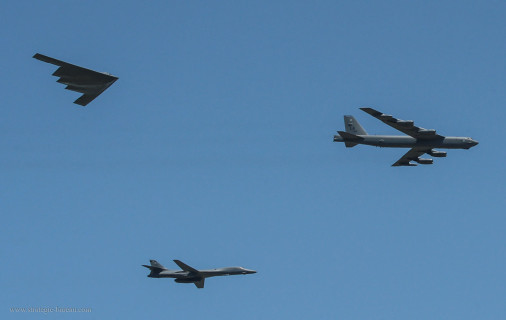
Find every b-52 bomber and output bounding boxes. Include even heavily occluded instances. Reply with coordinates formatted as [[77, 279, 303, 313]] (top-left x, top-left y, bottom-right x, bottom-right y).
[[143, 259, 256, 288], [333, 107, 478, 166], [33, 53, 118, 106]]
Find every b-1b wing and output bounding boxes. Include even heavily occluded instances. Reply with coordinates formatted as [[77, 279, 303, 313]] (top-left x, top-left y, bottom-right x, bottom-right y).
[[333, 107, 479, 166], [173, 259, 200, 274]]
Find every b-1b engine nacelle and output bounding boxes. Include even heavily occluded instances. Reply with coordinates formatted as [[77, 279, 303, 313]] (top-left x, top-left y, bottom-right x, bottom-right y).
[[175, 277, 202, 283]]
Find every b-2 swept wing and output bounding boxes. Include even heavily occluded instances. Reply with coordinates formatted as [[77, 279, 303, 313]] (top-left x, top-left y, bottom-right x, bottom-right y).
[[33, 53, 118, 106]]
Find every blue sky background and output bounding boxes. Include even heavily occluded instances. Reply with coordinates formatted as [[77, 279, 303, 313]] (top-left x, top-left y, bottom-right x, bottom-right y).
[[1, 1, 505, 319]]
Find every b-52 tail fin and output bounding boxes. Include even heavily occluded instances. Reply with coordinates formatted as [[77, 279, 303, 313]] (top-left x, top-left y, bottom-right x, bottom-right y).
[[344, 115, 368, 135]]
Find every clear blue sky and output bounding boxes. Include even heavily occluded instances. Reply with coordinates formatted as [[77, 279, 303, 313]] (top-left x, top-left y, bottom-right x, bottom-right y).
[[2, 1, 505, 319]]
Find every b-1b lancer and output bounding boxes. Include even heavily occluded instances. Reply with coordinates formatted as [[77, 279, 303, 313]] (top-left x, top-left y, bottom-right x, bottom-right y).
[[142, 259, 256, 289], [333, 107, 478, 166], [33, 53, 118, 106]]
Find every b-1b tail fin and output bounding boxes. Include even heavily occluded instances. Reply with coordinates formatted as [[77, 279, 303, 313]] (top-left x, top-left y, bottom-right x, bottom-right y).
[[142, 259, 167, 272], [142, 259, 168, 277], [149, 260, 166, 270]]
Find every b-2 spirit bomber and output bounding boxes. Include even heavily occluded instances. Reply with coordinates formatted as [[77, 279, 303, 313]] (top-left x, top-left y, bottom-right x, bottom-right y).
[[333, 107, 478, 166], [33, 53, 118, 106], [143, 259, 256, 289]]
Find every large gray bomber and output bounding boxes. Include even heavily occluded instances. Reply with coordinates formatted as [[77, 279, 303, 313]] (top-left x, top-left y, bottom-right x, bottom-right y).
[[143, 259, 256, 289], [33, 53, 118, 106], [333, 107, 478, 166]]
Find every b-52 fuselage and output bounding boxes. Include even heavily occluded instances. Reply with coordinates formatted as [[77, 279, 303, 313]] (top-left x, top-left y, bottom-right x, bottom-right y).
[[333, 107, 478, 166], [143, 259, 256, 288]]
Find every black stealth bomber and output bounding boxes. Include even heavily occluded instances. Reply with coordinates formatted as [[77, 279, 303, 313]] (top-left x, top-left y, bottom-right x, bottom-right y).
[[333, 107, 478, 166], [33, 53, 118, 106], [143, 259, 256, 289]]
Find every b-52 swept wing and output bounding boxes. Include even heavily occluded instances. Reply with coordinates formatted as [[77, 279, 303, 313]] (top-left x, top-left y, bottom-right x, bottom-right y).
[[360, 107, 444, 140], [391, 147, 434, 167], [33, 53, 118, 106], [333, 107, 479, 166]]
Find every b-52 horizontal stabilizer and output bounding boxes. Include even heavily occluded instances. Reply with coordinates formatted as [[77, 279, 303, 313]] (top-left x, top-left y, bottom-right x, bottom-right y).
[[337, 131, 364, 148]]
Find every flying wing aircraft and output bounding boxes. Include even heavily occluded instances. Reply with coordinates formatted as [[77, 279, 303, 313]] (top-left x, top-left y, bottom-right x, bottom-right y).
[[333, 107, 478, 166], [142, 259, 256, 289], [33, 53, 118, 106]]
